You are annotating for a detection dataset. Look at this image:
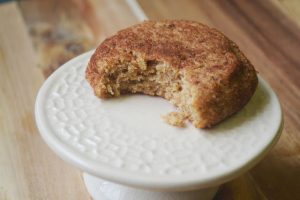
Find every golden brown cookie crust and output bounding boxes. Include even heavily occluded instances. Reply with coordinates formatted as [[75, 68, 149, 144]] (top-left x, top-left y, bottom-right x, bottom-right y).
[[86, 20, 258, 128]]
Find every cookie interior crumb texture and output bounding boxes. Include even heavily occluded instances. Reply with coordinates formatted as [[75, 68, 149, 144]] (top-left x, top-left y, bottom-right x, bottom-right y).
[[86, 20, 258, 128]]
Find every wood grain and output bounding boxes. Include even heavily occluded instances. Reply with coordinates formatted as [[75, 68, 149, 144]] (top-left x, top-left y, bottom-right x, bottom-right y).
[[271, 0, 300, 26], [0, 2, 90, 199], [1, 0, 300, 199]]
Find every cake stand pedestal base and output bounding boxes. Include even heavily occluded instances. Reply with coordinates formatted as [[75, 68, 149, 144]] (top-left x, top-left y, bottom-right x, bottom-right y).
[[83, 173, 219, 200]]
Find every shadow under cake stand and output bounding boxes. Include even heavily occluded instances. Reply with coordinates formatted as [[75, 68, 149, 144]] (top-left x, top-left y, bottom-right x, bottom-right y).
[[35, 51, 283, 200]]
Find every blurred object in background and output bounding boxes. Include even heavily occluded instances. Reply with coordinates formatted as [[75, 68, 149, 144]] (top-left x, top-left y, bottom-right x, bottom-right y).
[[18, 0, 138, 77]]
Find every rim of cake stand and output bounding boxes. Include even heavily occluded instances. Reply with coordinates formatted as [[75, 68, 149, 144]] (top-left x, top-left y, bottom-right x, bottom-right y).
[[35, 51, 283, 191]]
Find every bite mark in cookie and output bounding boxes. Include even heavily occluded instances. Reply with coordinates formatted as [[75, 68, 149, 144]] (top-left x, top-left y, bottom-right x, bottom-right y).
[[86, 20, 258, 128]]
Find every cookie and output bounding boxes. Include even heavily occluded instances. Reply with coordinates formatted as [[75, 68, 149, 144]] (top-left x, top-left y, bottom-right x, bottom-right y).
[[86, 20, 258, 128]]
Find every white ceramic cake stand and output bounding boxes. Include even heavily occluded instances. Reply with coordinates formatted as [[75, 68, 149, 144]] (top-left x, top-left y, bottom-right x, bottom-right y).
[[35, 51, 283, 200]]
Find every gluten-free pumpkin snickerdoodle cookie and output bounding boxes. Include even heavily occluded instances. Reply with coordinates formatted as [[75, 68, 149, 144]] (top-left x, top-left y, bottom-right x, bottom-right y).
[[86, 20, 258, 128]]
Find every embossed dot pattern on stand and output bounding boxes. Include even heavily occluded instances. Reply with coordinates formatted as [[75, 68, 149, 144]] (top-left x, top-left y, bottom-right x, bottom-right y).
[[41, 52, 281, 178]]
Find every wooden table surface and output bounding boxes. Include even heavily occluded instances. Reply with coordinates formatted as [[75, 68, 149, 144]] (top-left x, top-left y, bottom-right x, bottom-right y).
[[1, 0, 299, 199]]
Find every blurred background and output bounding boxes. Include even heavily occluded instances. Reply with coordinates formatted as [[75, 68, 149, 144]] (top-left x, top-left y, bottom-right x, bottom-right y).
[[0, 0, 299, 199]]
